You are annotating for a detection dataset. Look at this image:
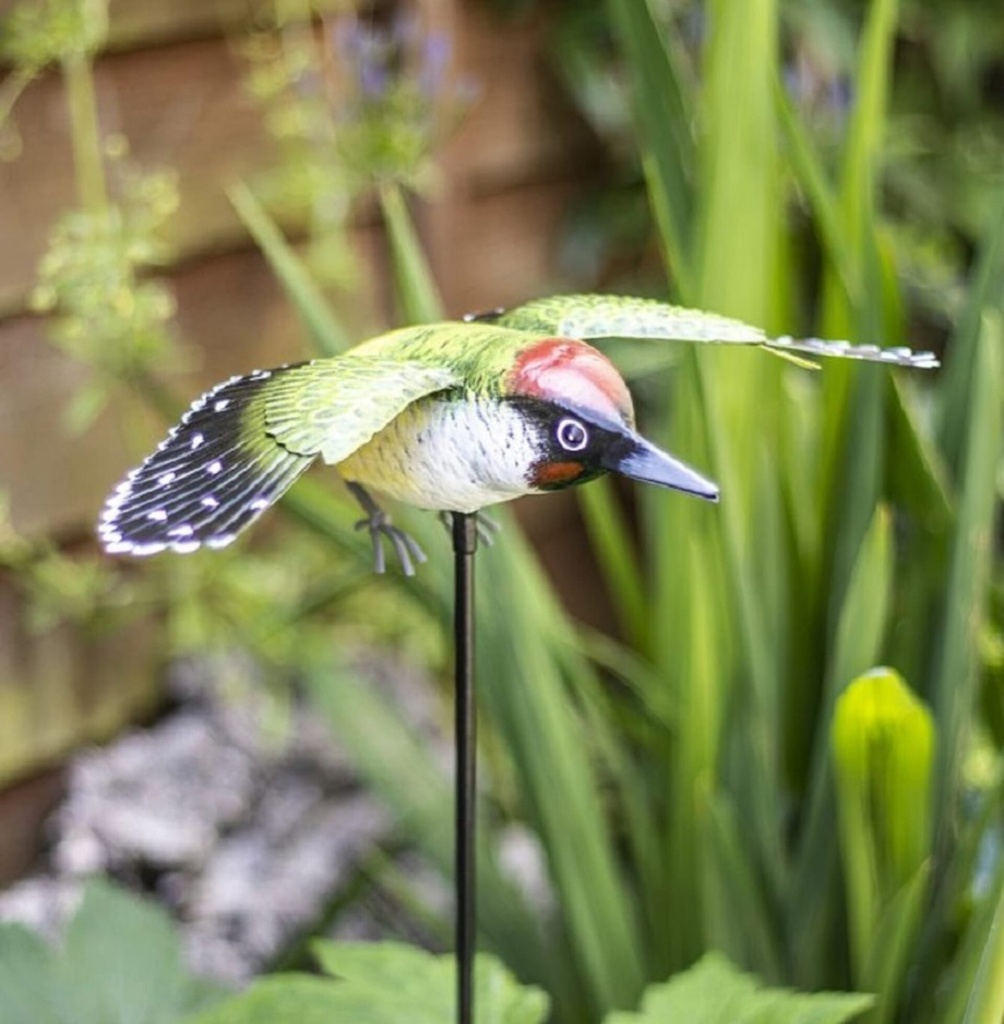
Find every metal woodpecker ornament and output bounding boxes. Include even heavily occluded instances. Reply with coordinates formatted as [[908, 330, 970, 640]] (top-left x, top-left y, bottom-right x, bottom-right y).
[[97, 293, 939, 572]]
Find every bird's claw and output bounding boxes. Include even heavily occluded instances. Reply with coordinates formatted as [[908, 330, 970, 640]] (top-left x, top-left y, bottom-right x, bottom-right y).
[[354, 511, 427, 577], [346, 481, 427, 576]]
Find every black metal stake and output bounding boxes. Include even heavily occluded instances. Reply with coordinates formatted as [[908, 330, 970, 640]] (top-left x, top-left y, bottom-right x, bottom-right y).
[[452, 512, 478, 1024]]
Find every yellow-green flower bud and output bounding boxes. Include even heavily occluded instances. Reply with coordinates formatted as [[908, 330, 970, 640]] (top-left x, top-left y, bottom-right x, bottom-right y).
[[832, 667, 935, 897]]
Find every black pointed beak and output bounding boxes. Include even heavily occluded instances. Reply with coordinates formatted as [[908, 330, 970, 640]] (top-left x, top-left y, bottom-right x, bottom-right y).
[[602, 432, 719, 502]]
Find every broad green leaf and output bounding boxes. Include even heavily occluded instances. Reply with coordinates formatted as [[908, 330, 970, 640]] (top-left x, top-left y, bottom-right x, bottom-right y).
[[0, 924, 64, 1024], [686, 1, 790, 930], [59, 878, 220, 1024], [187, 976, 341, 1024], [606, 952, 873, 1024], [313, 939, 441, 987], [306, 942, 548, 1024]]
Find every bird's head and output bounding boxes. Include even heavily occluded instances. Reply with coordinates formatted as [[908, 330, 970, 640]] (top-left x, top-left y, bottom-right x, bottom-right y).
[[504, 338, 720, 501]]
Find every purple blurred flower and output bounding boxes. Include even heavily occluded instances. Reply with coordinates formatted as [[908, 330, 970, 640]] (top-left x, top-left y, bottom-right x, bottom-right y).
[[331, 16, 390, 99], [329, 12, 460, 104], [784, 57, 853, 124], [420, 33, 451, 98]]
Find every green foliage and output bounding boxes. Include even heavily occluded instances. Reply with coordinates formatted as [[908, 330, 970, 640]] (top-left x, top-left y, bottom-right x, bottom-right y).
[[4, 1, 1001, 1023], [241, 12, 359, 291], [242, 7, 472, 291], [190, 941, 549, 1024], [0, 0, 107, 70], [607, 953, 873, 1024], [0, 499, 133, 632], [193, 944, 871, 1024], [3, 0, 182, 428], [235, 4, 1002, 1023], [30, 158, 180, 427], [0, 879, 224, 1024], [589, 4, 1001, 1021], [238, 115, 1001, 1024]]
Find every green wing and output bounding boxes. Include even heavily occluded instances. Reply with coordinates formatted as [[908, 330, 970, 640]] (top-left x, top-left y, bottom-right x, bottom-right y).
[[265, 356, 459, 464], [98, 356, 458, 557], [488, 293, 939, 368]]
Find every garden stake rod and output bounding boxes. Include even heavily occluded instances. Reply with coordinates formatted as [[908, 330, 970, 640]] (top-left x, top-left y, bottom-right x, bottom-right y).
[[95, 293, 939, 1013], [452, 513, 479, 1024]]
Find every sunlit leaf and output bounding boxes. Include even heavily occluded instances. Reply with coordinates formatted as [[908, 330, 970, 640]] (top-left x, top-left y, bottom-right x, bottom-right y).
[[0, 925, 63, 1024], [606, 952, 873, 1024], [59, 879, 224, 1024], [194, 943, 548, 1024]]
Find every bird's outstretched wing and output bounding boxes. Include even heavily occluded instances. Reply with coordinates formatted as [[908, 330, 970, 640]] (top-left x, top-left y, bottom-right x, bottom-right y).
[[98, 358, 458, 556], [263, 356, 458, 463], [481, 293, 939, 369], [99, 367, 315, 556]]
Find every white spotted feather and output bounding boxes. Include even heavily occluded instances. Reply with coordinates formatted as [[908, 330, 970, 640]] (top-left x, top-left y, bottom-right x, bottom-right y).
[[98, 369, 313, 556]]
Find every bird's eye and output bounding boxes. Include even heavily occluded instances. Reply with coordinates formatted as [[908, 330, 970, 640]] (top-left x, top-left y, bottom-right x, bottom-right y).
[[556, 417, 589, 452]]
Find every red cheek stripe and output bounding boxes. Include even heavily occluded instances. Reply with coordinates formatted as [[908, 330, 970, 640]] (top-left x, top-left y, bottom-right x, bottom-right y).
[[532, 461, 584, 487], [507, 338, 634, 423]]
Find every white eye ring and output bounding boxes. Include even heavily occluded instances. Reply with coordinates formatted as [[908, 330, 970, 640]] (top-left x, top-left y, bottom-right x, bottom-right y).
[[556, 417, 589, 452]]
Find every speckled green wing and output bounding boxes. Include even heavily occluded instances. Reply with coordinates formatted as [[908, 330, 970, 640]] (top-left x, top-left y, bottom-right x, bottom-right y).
[[98, 357, 458, 556], [263, 356, 458, 463], [489, 293, 939, 368]]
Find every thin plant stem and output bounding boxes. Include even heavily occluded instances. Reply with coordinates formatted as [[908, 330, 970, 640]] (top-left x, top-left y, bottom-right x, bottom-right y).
[[0, 68, 33, 133], [62, 52, 107, 212]]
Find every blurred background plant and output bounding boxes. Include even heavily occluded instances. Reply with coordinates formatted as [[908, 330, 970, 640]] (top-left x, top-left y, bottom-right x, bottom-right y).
[[0, 1, 1001, 1023]]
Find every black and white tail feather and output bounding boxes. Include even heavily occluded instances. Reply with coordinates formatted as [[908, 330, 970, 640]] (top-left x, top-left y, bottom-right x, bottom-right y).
[[98, 367, 314, 556]]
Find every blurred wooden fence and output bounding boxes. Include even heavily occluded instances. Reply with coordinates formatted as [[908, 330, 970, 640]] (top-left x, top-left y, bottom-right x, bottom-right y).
[[0, 0, 600, 867], [0, 0, 598, 537]]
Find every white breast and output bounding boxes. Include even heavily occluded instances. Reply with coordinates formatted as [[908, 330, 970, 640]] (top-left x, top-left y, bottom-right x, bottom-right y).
[[335, 396, 540, 513]]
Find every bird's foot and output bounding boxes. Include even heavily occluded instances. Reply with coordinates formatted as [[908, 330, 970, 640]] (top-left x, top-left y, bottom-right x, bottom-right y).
[[347, 483, 427, 576], [438, 510, 501, 547]]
